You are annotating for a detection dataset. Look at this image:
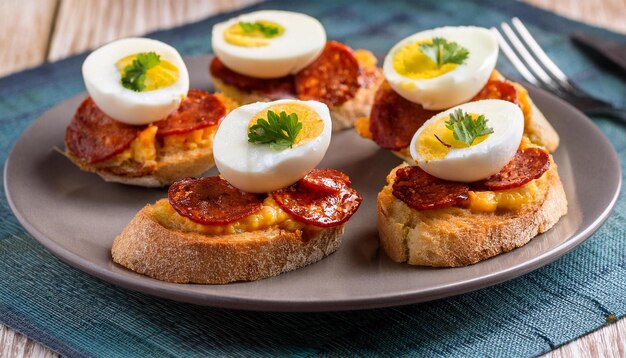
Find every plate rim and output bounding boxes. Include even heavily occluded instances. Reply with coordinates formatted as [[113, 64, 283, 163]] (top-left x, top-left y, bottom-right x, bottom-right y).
[[3, 58, 622, 312]]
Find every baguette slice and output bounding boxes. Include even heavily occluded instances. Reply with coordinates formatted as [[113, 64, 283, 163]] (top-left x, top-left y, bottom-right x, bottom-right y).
[[525, 100, 559, 152], [377, 162, 567, 267], [112, 205, 344, 284], [65, 93, 238, 187], [66, 142, 215, 188]]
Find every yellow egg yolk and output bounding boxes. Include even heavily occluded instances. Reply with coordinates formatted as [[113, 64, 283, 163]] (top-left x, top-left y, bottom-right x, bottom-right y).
[[223, 20, 285, 47], [116, 54, 179, 91], [249, 103, 324, 147], [393, 39, 458, 79], [416, 113, 490, 161]]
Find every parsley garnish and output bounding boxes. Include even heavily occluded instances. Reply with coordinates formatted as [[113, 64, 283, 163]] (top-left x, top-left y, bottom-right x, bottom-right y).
[[121, 52, 161, 92], [239, 21, 280, 37], [248, 110, 303, 151], [444, 109, 493, 145], [419, 37, 469, 68]]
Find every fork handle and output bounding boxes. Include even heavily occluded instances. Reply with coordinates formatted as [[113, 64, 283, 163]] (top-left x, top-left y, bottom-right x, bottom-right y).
[[585, 107, 626, 124]]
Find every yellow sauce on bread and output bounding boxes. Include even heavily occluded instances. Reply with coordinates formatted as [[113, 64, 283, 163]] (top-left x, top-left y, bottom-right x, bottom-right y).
[[464, 138, 549, 213], [151, 196, 305, 235], [107, 93, 236, 166], [467, 177, 545, 212]]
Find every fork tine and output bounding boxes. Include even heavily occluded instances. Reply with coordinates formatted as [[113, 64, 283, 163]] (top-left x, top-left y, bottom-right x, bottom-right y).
[[491, 28, 539, 85], [500, 22, 561, 90], [511, 18, 571, 86]]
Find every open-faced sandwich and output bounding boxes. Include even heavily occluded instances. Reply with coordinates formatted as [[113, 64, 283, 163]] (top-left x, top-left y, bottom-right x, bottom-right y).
[[378, 99, 567, 266], [65, 38, 237, 187], [355, 26, 559, 159], [112, 99, 362, 283], [209, 10, 384, 131]]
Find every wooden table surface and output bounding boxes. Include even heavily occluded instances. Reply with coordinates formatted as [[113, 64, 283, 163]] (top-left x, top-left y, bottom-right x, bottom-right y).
[[1, 0, 625, 356]]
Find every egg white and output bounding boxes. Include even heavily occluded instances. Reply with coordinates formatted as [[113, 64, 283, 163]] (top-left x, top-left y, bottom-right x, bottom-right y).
[[383, 26, 498, 110], [82, 37, 189, 125], [213, 99, 332, 193], [410, 100, 524, 182], [212, 10, 326, 79]]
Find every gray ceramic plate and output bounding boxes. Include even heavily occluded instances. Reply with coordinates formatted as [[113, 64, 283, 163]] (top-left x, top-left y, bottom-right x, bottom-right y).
[[4, 56, 622, 312]]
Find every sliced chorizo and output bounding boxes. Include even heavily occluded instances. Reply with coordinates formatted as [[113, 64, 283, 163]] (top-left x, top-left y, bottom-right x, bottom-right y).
[[300, 169, 351, 194], [471, 148, 550, 191], [272, 174, 362, 227], [369, 81, 438, 150], [209, 57, 295, 99], [65, 97, 143, 164], [155, 89, 226, 136], [294, 41, 360, 108], [392, 166, 469, 210], [168, 177, 263, 225]]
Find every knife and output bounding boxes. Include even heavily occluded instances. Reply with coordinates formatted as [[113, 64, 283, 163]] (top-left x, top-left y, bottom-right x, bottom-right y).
[[571, 31, 626, 74]]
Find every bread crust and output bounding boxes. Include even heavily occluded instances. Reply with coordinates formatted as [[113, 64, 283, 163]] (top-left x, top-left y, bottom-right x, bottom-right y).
[[211, 68, 384, 131], [66, 145, 215, 187], [111, 206, 344, 284], [526, 101, 559, 152], [377, 161, 568, 267]]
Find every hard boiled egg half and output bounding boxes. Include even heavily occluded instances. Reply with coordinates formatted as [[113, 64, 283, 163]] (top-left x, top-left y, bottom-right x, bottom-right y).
[[410, 100, 524, 182], [212, 10, 326, 78], [383, 26, 498, 110], [82, 37, 189, 125], [213, 99, 332, 193]]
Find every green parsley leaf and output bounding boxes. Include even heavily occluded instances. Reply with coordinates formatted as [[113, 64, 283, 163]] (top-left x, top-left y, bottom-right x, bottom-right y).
[[419, 37, 469, 68], [248, 110, 303, 151], [239, 21, 280, 38], [121, 52, 161, 92], [444, 108, 494, 145]]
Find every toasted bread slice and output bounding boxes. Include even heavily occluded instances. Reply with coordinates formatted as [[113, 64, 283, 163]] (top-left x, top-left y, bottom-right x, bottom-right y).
[[525, 101, 559, 152], [377, 161, 567, 267], [65, 93, 238, 187], [111, 205, 344, 284], [66, 139, 215, 188]]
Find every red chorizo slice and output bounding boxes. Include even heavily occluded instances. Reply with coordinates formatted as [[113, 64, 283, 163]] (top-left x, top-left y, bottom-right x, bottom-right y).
[[209, 57, 295, 99], [472, 79, 519, 104], [155, 89, 226, 136], [471, 148, 550, 191], [369, 81, 438, 150], [272, 179, 362, 228], [294, 41, 360, 108], [392, 166, 469, 210], [168, 177, 263, 225], [301, 169, 351, 194], [65, 97, 143, 164]]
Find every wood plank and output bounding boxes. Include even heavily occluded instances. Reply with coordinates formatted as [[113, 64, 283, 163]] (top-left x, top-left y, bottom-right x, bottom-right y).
[[1, 0, 626, 357], [526, 0, 626, 34], [0, 0, 58, 76], [0, 324, 58, 358], [545, 317, 626, 357], [47, 0, 262, 61]]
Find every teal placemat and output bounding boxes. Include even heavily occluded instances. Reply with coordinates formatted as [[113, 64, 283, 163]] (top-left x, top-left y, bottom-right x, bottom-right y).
[[1, 0, 625, 356]]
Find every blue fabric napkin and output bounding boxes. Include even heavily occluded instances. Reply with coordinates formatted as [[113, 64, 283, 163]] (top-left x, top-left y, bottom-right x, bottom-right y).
[[1, 0, 625, 356]]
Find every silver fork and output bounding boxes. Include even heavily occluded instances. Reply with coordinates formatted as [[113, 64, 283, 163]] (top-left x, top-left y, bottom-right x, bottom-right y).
[[493, 17, 626, 123]]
